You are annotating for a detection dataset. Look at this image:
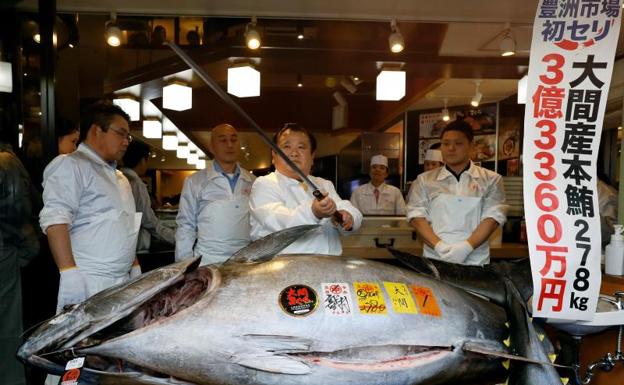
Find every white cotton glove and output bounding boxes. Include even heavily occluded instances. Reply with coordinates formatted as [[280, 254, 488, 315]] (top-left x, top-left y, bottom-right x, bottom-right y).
[[129, 265, 142, 279], [57, 267, 88, 313], [434, 241, 451, 257], [441, 241, 474, 264]]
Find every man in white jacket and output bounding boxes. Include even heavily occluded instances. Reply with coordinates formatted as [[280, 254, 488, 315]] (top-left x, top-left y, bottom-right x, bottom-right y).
[[407, 120, 507, 265], [40, 102, 142, 314], [250, 123, 362, 255], [175, 124, 254, 265], [350, 154, 406, 215]]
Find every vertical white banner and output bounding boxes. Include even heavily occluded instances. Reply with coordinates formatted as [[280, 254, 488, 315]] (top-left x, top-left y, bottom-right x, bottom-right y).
[[524, 0, 622, 320]]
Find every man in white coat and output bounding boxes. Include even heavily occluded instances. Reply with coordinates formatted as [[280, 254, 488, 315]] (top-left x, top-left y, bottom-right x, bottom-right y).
[[407, 120, 507, 265], [175, 124, 254, 265], [40, 101, 142, 314], [423, 149, 444, 172], [350, 154, 406, 215], [250, 123, 362, 255]]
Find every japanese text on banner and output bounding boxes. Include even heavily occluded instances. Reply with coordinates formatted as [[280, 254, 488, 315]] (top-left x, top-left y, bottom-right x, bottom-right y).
[[524, 0, 622, 320]]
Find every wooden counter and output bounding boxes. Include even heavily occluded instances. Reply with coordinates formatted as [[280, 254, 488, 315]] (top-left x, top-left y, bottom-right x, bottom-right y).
[[343, 243, 529, 259]]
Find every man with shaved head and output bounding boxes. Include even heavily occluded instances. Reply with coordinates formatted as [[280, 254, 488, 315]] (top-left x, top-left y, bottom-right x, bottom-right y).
[[175, 124, 255, 265]]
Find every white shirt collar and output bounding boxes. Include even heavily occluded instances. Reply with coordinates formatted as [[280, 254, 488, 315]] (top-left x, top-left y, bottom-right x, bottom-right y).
[[204, 160, 253, 182], [436, 160, 480, 181], [77, 143, 117, 170]]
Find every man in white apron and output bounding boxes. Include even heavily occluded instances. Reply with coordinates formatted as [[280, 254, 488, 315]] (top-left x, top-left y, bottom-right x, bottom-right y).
[[350, 154, 406, 216], [175, 124, 255, 265], [407, 120, 507, 265], [40, 102, 142, 385], [40, 102, 142, 314], [250, 123, 362, 255]]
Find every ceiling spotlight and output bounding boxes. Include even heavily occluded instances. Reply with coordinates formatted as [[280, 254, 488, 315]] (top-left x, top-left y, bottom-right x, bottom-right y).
[[297, 74, 303, 88], [143, 119, 162, 139], [471, 80, 482, 107], [441, 98, 450, 122], [162, 133, 178, 150], [176, 144, 190, 159], [163, 82, 192, 111], [105, 13, 122, 47], [112, 96, 140, 121], [187, 150, 199, 165], [245, 16, 261, 50], [500, 23, 515, 57], [388, 19, 404, 53], [176, 130, 189, 144], [376, 68, 406, 101], [297, 25, 304, 40], [34, 32, 58, 45], [227, 63, 260, 97]]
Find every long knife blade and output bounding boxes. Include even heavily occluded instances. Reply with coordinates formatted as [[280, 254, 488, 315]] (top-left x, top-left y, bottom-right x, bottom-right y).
[[165, 42, 343, 223]]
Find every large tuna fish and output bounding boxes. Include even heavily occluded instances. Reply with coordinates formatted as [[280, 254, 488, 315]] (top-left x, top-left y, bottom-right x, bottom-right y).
[[18, 225, 569, 385]]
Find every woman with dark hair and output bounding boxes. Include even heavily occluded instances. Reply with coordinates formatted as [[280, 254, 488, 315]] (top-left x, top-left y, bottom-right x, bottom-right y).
[[56, 118, 79, 155]]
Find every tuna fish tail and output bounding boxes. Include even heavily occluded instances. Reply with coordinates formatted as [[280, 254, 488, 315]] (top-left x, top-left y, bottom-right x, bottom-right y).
[[389, 248, 570, 385], [503, 277, 569, 385]]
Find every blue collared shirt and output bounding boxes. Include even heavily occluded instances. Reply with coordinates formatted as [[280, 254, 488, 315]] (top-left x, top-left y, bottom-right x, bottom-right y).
[[213, 161, 241, 192]]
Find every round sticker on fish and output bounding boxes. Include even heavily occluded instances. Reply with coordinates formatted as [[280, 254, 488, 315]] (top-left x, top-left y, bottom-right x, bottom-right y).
[[279, 285, 318, 317]]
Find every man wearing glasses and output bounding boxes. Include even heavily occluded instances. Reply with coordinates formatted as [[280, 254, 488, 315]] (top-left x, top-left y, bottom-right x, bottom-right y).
[[40, 101, 142, 316]]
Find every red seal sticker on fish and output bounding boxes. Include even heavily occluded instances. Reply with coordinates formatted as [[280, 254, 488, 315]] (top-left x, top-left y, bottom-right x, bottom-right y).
[[322, 283, 352, 316], [279, 285, 318, 317], [60, 368, 81, 384], [354, 282, 387, 315], [410, 285, 442, 317]]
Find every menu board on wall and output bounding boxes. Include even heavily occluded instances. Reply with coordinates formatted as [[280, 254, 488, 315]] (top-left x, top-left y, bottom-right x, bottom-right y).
[[523, 0, 622, 320]]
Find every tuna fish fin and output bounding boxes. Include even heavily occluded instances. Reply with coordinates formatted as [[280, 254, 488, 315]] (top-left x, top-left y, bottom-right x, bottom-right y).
[[241, 334, 313, 353], [234, 354, 312, 374], [227, 225, 321, 264], [388, 247, 506, 306], [387, 247, 441, 278], [461, 342, 570, 369], [232, 334, 313, 374]]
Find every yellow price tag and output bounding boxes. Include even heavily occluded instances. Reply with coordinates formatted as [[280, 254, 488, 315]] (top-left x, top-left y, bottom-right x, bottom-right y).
[[354, 282, 387, 315], [383, 282, 418, 314]]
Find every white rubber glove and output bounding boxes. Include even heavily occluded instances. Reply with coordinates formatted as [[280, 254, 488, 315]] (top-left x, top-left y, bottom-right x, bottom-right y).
[[130, 265, 142, 279], [434, 241, 451, 257], [56, 267, 88, 313], [441, 241, 474, 264]]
